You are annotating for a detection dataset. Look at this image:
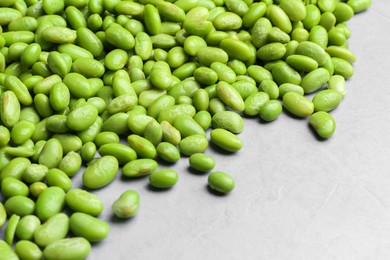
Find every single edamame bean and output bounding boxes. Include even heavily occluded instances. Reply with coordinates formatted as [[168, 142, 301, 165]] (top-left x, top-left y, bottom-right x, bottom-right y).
[[45, 168, 72, 191], [309, 111, 336, 138], [300, 68, 330, 94], [65, 188, 103, 216], [122, 159, 157, 178], [4, 195, 35, 217], [69, 212, 109, 242], [98, 143, 137, 165], [259, 100, 283, 121], [5, 214, 20, 245], [149, 169, 178, 189], [212, 111, 244, 134], [111, 190, 140, 218], [283, 92, 314, 118], [244, 92, 270, 116], [0, 202, 6, 228], [0, 239, 19, 260], [179, 134, 208, 156], [15, 240, 43, 260], [15, 215, 41, 241], [43, 237, 91, 260], [156, 142, 180, 163], [328, 75, 347, 96], [1, 177, 29, 198], [35, 186, 65, 221], [189, 153, 215, 172], [127, 134, 156, 159], [312, 89, 343, 112], [82, 155, 118, 189], [208, 171, 234, 193], [210, 128, 243, 153], [34, 213, 69, 247]]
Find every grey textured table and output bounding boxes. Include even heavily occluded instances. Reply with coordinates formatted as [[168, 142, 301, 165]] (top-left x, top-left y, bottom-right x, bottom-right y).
[[3, 1, 390, 260], [87, 2, 390, 259]]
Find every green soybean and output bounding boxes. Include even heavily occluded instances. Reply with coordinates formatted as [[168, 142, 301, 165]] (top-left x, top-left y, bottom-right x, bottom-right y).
[[210, 128, 243, 153], [15, 240, 43, 260], [309, 111, 336, 138], [70, 212, 109, 242], [149, 169, 178, 189], [65, 188, 103, 216], [15, 215, 41, 241], [34, 213, 69, 247], [208, 171, 235, 193], [189, 153, 216, 172], [283, 92, 314, 117], [82, 155, 118, 189], [43, 237, 91, 260], [111, 190, 140, 218]]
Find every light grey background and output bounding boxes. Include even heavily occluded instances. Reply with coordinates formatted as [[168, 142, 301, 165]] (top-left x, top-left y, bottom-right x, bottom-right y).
[[87, 2, 390, 259], [3, 1, 390, 259]]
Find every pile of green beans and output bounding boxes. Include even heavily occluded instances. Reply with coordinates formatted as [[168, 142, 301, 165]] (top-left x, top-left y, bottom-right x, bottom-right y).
[[0, 0, 371, 258]]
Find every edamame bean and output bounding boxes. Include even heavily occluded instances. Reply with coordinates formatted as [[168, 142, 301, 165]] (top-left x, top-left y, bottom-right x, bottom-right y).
[[98, 143, 137, 165], [212, 111, 244, 134], [65, 188, 103, 216], [34, 213, 69, 247], [312, 89, 343, 112], [0, 239, 19, 260], [82, 155, 118, 189], [43, 237, 91, 260], [70, 212, 109, 242], [149, 169, 178, 189], [127, 134, 156, 159], [0, 202, 6, 228], [328, 75, 347, 96], [4, 195, 35, 217], [189, 153, 216, 172], [210, 128, 243, 153], [112, 190, 140, 218], [283, 92, 314, 117], [35, 186, 65, 221], [208, 171, 234, 193], [15, 215, 41, 241], [300, 68, 330, 94], [259, 100, 283, 121], [15, 240, 43, 260], [156, 142, 180, 163], [309, 111, 336, 138]]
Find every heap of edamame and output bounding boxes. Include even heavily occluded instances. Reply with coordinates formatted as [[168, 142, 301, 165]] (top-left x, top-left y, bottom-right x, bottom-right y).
[[0, 0, 371, 259]]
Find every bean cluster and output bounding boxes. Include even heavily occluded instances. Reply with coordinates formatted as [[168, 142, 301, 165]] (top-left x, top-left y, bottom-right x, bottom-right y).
[[0, 0, 371, 259]]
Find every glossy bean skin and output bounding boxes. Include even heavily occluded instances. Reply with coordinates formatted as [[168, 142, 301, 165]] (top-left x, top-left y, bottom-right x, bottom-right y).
[[309, 111, 336, 138], [82, 155, 119, 189], [208, 171, 235, 193], [112, 190, 140, 218], [189, 153, 216, 172], [259, 100, 283, 122], [210, 128, 243, 153], [149, 169, 178, 189], [283, 92, 314, 118], [65, 188, 103, 216], [15, 215, 41, 241], [0, 239, 19, 260], [43, 237, 91, 260], [212, 111, 244, 134], [15, 240, 43, 260], [34, 213, 69, 247], [179, 134, 208, 156], [35, 186, 65, 221], [156, 142, 180, 163], [4, 195, 35, 217], [69, 212, 109, 242]]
